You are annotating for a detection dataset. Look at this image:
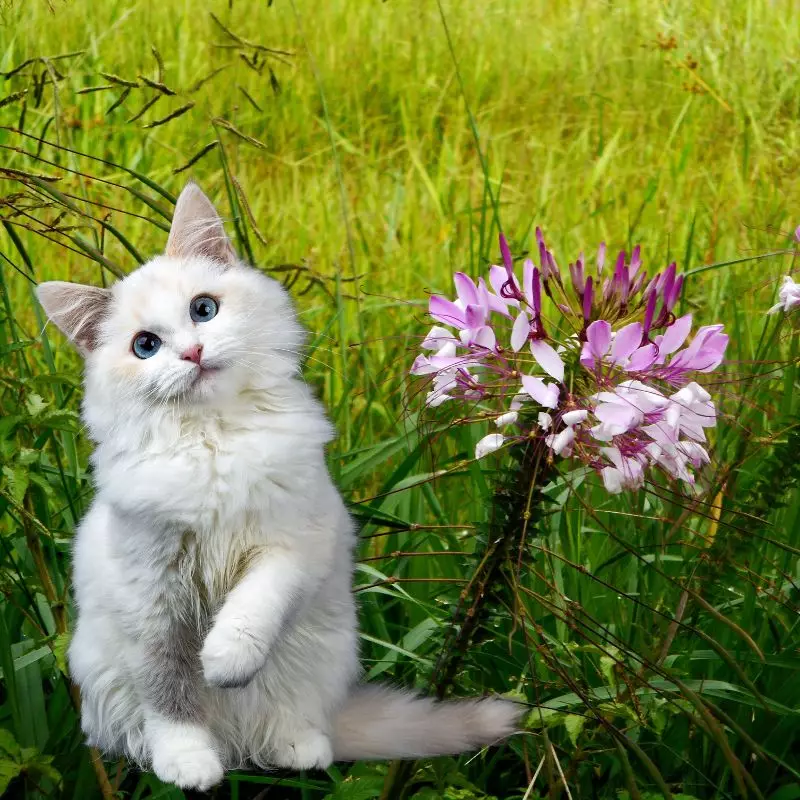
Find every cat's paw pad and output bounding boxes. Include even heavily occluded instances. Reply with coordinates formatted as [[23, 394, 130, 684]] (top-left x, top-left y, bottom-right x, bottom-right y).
[[151, 733, 224, 790], [201, 619, 266, 688], [272, 729, 333, 771]]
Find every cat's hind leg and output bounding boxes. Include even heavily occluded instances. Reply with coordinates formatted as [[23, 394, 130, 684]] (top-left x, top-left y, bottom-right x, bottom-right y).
[[68, 616, 147, 763]]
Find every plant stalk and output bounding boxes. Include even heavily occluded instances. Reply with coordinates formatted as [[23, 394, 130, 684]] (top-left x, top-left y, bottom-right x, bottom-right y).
[[380, 438, 550, 800]]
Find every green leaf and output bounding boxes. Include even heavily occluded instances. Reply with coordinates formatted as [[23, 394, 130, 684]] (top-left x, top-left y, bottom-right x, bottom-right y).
[[0, 729, 22, 795], [16, 448, 38, 466], [0, 415, 22, 441], [25, 393, 48, 417], [0, 758, 22, 795], [38, 409, 81, 431], [564, 713, 587, 746], [0, 729, 21, 760], [600, 649, 619, 687], [2, 465, 29, 505], [324, 775, 385, 800], [25, 752, 62, 788], [52, 633, 70, 676]]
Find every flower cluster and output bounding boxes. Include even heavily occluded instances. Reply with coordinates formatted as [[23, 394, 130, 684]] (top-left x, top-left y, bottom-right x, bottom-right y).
[[411, 231, 729, 493]]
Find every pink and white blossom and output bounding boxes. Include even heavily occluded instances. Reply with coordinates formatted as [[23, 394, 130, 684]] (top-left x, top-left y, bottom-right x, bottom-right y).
[[767, 275, 800, 315], [411, 231, 728, 491]]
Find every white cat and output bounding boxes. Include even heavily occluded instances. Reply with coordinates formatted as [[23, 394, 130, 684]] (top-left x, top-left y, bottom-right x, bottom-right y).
[[36, 182, 520, 791]]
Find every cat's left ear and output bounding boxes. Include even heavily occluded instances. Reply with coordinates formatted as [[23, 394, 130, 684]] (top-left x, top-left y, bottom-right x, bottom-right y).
[[166, 181, 237, 265]]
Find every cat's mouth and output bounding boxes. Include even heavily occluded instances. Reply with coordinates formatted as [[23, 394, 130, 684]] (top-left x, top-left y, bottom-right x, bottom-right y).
[[167, 360, 227, 401], [181, 362, 222, 394], [191, 364, 220, 383]]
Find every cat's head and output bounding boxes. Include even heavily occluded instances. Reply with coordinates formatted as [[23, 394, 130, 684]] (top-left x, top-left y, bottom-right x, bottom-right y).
[[36, 182, 304, 414]]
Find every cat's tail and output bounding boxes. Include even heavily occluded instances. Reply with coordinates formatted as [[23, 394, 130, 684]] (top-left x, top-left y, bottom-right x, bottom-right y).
[[331, 684, 522, 761]]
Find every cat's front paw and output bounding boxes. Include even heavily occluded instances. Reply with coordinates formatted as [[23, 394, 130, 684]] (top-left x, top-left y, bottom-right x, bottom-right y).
[[201, 618, 267, 688], [150, 726, 224, 790]]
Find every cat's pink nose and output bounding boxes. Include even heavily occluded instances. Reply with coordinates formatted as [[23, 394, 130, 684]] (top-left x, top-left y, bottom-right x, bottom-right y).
[[181, 344, 203, 364]]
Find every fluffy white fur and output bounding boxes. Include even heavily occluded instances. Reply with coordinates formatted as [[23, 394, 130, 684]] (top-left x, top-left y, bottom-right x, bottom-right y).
[[37, 182, 520, 791]]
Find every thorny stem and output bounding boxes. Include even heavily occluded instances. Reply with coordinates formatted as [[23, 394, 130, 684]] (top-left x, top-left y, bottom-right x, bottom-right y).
[[380, 438, 552, 800], [18, 493, 116, 800]]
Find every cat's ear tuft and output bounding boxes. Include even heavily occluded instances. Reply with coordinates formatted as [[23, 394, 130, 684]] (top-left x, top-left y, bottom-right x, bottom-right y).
[[166, 181, 237, 265], [36, 281, 113, 355]]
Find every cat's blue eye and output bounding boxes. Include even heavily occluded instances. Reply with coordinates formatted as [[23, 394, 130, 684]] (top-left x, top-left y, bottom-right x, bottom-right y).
[[132, 332, 162, 359], [190, 295, 219, 323]]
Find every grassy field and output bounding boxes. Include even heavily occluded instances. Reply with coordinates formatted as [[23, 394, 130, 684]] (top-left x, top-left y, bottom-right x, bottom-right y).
[[1, 0, 799, 798]]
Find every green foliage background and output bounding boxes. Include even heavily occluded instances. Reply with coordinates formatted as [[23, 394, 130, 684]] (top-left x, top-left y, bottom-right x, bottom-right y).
[[0, 1, 798, 798]]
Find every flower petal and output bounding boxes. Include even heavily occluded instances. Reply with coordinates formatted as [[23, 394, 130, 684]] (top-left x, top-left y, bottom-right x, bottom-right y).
[[586, 320, 612, 361], [510, 312, 530, 352], [470, 326, 496, 350], [429, 295, 467, 328], [521, 375, 560, 409], [422, 326, 457, 351], [464, 304, 486, 330], [658, 313, 692, 356], [626, 343, 658, 372], [610, 322, 643, 364], [488, 265, 520, 308], [545, 426, 575, 456], [601, 467, 624, 494], [523, 259, 535, 307], [579, 342, 596, 369], [530, 339, 565, 382], [480, 277, 512, 317], [600, 446, 625, 471], [495, 411, 519, 427], [453, 272, 479, 307], [537, 412, 553, 430], [594, 402, 641, 432], [475, 433, 505, 459], [561, 409, 589, 427], [411, 354, 435, 375]]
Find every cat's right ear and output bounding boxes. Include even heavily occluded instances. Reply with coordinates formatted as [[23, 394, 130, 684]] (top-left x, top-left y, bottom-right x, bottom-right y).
[[36, 282, 113, 355]]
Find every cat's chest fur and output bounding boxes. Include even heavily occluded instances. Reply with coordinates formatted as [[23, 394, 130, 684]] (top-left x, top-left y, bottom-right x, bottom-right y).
[[96, 404, 316, 540]]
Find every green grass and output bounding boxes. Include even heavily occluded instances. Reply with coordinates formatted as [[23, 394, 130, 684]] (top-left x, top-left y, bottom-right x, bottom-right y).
[[1, 0, 799, 798]]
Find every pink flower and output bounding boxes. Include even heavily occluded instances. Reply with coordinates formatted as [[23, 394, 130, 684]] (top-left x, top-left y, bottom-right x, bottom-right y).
[[581, 314, 728, 387], [411, 230, 728, 494], [429, 272, 505, 349]]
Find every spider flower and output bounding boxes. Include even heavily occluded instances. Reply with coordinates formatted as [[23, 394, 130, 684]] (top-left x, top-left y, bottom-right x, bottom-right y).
[[411, 231, 728, 492]]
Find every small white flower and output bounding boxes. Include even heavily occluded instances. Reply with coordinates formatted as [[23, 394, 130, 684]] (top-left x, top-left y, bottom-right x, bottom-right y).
[[767, 275, 800, 314], [537, 412, 553, 430], [475, 433, 505, 459], [545, 426, 575, 456], [561, 409, 589, 427], [495, 411, 519, 427]]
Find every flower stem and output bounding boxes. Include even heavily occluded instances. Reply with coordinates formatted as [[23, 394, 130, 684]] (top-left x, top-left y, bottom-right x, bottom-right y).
[[380, 437, 551, 800]]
